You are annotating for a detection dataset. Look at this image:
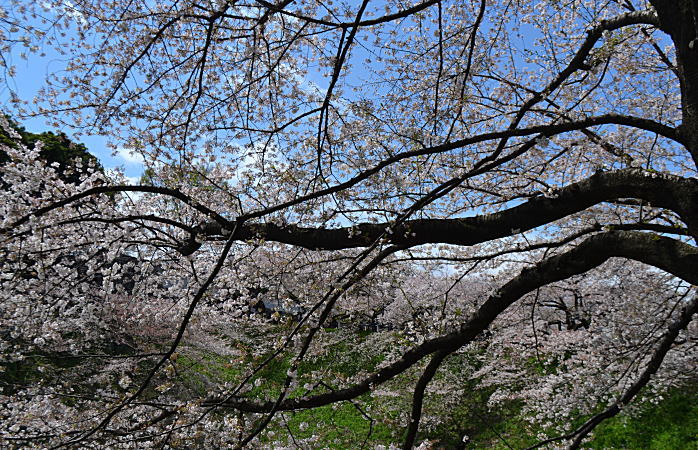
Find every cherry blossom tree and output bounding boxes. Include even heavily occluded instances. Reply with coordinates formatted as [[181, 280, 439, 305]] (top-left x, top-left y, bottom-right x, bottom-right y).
[[1, 0, 697, 448]]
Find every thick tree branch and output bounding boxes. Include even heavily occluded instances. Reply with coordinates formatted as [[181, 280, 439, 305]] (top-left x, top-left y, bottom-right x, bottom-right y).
[[254, 0, 442, 29], [402, 350, 450, 450], [650, 0, 698, 164], [204, 231, 698, 413], [4, 116, 683, 253], [184, 169, 698, 253]]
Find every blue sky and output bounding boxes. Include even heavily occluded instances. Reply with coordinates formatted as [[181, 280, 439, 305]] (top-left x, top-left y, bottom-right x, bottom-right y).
[[0, 1, 550, 185], [0, 34, 144, 180]]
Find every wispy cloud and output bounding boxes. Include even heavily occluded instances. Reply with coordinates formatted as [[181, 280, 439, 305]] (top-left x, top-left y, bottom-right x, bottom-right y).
[[123, 175, 141, 185], [42, 0, 87, 25], [115, 148, 145, 165]]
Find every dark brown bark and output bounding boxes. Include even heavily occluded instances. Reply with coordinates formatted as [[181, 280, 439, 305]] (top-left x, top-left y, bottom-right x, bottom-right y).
[[651, 0, 698, 164], [204, 231, 698, 414], [182, 169, 698, 253], [527, 294, 698, 449], [402, 350, 450, 450]]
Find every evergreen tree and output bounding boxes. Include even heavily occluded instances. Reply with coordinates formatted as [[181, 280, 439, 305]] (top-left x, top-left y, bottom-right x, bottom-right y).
[[0, 114, 101, 185]]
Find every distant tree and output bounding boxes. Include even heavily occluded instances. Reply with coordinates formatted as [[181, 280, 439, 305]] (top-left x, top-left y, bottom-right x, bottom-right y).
[[0, 113, 101, 185]]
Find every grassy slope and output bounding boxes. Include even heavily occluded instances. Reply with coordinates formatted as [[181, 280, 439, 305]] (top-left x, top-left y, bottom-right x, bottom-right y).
[[3, 324, 696, 448], [175, 325, 698, 448]]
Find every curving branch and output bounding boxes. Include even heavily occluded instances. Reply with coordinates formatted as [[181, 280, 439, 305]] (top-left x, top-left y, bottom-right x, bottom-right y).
[[527, 293, 698, 449], [486, 10, 661, 161], [253, 0, 443, 29], [181, 169, 698, 253], [402, 350, 450, 450], [204, 231, 698, 414], [228, 113, 683, 225], [5, 117, 684, 244], [0, 184, 232, 237]]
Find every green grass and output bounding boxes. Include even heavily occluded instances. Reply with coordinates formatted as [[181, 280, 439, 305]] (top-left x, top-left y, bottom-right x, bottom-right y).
[[459, 386, 698, 449], [174, 329, 698, 448], [265, 399, 397, 448], [174, 351, 245, 395], [13, 325, 694, 448], [586, 387, 698, 449]]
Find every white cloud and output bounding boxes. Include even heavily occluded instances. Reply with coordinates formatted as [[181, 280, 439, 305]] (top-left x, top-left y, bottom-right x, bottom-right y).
[[115, 147, 145, 165], [42, 0, 87, 25], [124, 175, 141, 185]]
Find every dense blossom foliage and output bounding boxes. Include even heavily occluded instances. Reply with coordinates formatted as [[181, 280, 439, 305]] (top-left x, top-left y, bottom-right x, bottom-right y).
[[1, 0, 697, 448]]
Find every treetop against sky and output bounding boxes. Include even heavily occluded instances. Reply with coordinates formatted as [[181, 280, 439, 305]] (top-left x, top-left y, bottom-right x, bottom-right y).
[[0, 1, 697, 448]]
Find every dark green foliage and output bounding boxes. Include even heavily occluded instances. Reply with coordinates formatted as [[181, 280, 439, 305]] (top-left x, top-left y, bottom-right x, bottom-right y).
[[0, 114, 101, 185], [0, 353, 84, 396]]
